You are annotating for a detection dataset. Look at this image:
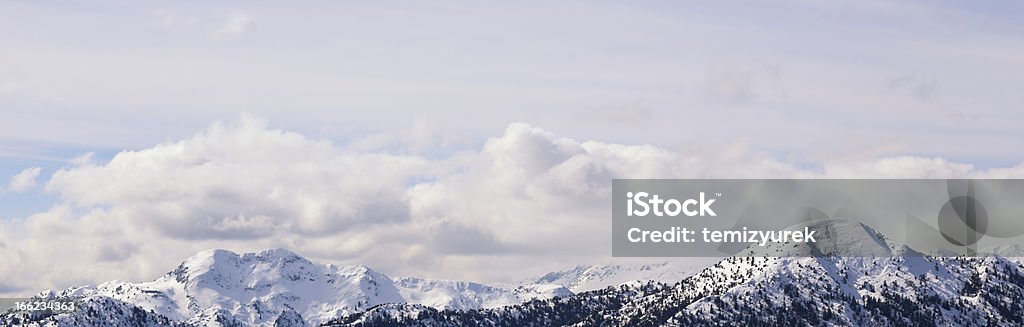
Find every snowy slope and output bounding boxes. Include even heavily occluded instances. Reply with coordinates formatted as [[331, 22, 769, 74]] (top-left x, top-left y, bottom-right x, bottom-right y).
[[89, 248, 404, 325], [985, 244, 1024, 257], [526, 260, 713, 293], [393, 277, 570, 310], [734, 219, 903, 257], [526, 219, 885, 293], [2, 248, 569, 326]]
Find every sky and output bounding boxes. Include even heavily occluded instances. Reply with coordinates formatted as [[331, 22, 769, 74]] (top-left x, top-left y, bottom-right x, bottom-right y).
[[1, 0, 1023, 295]]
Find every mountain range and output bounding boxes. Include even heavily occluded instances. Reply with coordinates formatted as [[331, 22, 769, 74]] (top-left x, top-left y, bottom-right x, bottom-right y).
[[4, 220, 1024, 326], [0, 248, 693, 326], [329, 220, 1024, 326], [1, 248, 582, 326]]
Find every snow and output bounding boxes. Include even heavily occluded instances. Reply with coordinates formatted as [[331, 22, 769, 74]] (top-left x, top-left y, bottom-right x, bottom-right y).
[[985, 243, 1024, 257], [526, 260, 714, 292], [393, 277, 571, 310], [37, 248, 570, 326], [19, 219, 1024, 326], [735, 219, 898, 257]]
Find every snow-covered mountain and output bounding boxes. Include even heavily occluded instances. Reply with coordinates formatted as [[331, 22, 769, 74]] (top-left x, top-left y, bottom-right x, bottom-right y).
[[392, 277, 569, 310], [525, 260, 713, 293], [8, 220, 1024, 326], [330, 220, 1024, 326], [0, 248, 569, 326], [522, 219, 894, 294], [986, 244, 1024, 258]]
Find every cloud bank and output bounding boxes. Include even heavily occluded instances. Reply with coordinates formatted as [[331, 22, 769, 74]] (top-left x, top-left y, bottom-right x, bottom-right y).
[[1, 117, 1023, 295]]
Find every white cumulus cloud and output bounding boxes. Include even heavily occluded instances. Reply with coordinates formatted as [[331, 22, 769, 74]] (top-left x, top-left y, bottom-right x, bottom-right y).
[[6, 166, 41, 192]]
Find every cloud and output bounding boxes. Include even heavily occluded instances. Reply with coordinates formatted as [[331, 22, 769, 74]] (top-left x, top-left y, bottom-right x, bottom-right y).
[[2, 117, 1024, 294], [46, 115, 428, 240], [822, 156, 975, 178], [211, 11, 253, 38], [69, 152, 94, 166], [6, 166, 41, 192]]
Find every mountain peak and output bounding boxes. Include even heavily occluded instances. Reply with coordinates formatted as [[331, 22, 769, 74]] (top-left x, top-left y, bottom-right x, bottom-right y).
[[801, 219, 899, 257], [180, 248, 307, 266], [735, 219, 900, 257], [188, 248, 239, 262], [248, 248, 304, 261], [169, 248, 319, 283], [169, 249, 236, 283]]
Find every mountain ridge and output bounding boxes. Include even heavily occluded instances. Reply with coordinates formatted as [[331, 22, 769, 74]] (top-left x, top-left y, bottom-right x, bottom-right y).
[[328, 220, 1024, 326], [3, 248, 573, 326], [7, 220, 1024, 326]]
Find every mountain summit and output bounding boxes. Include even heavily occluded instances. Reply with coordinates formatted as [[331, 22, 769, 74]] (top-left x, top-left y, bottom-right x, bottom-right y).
[[736, 219, 905, 258]]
